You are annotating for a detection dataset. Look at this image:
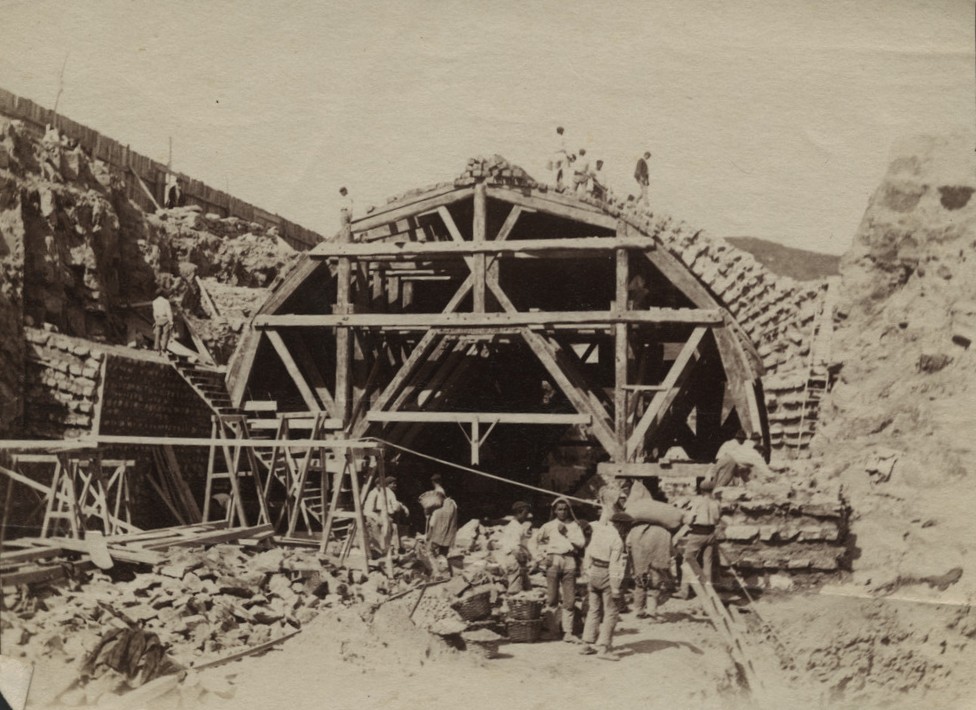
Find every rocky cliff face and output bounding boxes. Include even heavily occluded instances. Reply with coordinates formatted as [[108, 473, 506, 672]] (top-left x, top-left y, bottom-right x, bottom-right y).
[[0, 116, 299, 436], [812, 133, 976, 597]]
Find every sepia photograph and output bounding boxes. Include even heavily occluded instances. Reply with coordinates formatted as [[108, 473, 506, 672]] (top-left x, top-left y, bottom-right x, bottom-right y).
[[0, 1, 974, 708]]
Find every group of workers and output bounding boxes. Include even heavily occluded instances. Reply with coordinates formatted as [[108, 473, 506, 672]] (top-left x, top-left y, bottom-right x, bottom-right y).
[[549, 126, 653, 204], [357, 428, 765, 661]]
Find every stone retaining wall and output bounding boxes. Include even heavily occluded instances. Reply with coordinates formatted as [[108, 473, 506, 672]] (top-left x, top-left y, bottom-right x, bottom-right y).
[[23, 328, 103, 439]]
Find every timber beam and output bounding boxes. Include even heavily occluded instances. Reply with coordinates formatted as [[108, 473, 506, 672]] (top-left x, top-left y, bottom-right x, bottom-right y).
[[310, 236, 655, 260], [254, 308, 723, 330], [366, 411, 589, 425]]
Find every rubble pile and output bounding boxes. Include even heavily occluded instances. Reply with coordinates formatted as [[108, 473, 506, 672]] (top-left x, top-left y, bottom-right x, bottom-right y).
[[0, 544, 379, 700]]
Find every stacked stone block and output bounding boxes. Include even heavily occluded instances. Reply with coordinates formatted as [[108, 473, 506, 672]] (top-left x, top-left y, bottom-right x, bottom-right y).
[[716, 485, 847, 575], [23, 328, 103, 439]]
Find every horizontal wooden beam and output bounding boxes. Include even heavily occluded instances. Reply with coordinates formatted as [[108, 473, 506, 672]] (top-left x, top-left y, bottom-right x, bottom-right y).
[[366, 411, 589, 425], [348, 187, 474, 233], [310, 236, 653, 259], [598, 461, 712, 479], [255, 308, 722, 330], [0, 435, 381, 450]]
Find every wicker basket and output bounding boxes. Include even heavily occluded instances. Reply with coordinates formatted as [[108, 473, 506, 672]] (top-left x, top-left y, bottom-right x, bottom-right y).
[[455, 591, 492, 622], [506, 619, 542, 643], [508, 598, 543, 621], [419, 490, 445, 513]]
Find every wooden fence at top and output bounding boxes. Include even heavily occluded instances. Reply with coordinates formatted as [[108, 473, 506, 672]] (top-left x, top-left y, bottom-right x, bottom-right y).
[[0, 88, 323, 251]]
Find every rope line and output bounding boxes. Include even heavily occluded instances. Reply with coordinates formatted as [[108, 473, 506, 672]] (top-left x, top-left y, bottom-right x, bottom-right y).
[[367, 437, 601, 508]]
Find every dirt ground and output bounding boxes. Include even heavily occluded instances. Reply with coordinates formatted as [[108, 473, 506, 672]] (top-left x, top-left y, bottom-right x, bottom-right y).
[[26, 586, 975, 710]]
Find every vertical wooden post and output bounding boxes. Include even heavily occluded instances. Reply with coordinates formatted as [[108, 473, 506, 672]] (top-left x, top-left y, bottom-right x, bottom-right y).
[[335, 210, 353, 427], [614, 248, 629, 462], [472, 182, 487, 313]]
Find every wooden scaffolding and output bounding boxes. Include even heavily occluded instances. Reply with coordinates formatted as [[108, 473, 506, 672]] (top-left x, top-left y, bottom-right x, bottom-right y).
[[226, 177, 768, 492]]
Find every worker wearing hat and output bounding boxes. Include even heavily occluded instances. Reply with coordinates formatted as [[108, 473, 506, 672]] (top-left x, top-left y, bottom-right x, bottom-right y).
[[580, 510, 633, 661], [675, 480, 722, 599], [496, 501, 533, 594], [538, 497, 585, 642]]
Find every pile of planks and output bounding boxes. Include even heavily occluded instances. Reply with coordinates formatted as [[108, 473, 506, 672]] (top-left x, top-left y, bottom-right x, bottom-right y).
[[0, 522, 273, 586]]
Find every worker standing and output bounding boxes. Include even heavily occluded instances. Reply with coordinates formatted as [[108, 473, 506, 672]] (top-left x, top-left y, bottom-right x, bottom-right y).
[[590, 159, 607, 200], [426, 474, 458, 574], [363, 476, 409, 555], [634, 151, 651, 203], [573, 148, 590, 194], [338, 186, 354, 223], [627, 521, 673, 619], [152, 290, 174, 354], [538, 497, 585, 642], [675, 480, 722, 599], [580, 511, 632, 661], [550, 126, 569, 189], [497, 501, 533, 594]]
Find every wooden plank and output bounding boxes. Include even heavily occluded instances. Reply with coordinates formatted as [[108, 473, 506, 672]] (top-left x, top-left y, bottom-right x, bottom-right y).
[[2, 559, 94, 586], [256, 255, 324, 316], [627, 327, 708, 459], [485, 186, 618, 230], [90, 435, 377, 449], [494, 205, 524, 242], [266, 330, 323, 413], [195, 276, 221, 317], [472, 183, 487, 313], [144, 523, 274, 549], [311, 235, 651, 259], [366, 411, 589, 425], [614, 247, 629, 460], [346, 186, 473, 233], [243, 400, 278, 412], [520, 329, 618, 455], [644, 250, 762, 379], [0, 465, 52, 495], [255, 308, 723, 330]]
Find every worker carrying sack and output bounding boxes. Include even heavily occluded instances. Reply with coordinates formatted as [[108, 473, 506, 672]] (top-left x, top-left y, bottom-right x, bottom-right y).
[[624, 499, 685, 531]]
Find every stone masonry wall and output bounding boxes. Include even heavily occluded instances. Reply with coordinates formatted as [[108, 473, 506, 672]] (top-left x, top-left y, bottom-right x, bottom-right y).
[[23, 328, 103, 439], [99, 357, 212, 438]]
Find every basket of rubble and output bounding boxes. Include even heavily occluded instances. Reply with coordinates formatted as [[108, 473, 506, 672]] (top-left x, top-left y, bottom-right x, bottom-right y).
[[508, 597, 543, 621], [455, 590, 493, 622], [506, 618, 542, 643], [419, 490, 445, 513]]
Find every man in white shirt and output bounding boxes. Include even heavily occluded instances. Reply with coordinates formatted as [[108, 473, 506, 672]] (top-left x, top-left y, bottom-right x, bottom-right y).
[[364, 477, 409, 555], [550, 126, 568, 189], [152, 291, 173, 354], [496, 501, 533, 594], [710, 429, 772, 486], [538, 497, 585, 642], [580, 511, 632, 661]]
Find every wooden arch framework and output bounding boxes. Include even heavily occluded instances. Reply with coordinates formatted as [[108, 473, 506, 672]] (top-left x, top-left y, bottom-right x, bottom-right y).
[[227, 178, 767, 497]]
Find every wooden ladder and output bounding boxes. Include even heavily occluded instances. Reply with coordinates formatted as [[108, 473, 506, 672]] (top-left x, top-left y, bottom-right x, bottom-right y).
[[682, 557, 767, 699]]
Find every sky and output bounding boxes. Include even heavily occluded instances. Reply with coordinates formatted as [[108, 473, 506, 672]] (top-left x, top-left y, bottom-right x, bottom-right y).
[[0, 0, 972, 254]]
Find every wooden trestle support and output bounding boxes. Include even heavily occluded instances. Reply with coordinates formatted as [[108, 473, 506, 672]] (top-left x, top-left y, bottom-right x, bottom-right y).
[[227, 176, 768, 491]]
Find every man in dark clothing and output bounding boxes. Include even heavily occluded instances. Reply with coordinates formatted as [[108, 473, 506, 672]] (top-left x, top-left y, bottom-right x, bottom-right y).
[[634, 151, 651, 203]]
